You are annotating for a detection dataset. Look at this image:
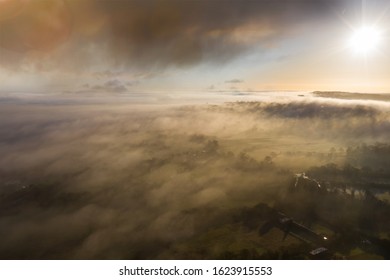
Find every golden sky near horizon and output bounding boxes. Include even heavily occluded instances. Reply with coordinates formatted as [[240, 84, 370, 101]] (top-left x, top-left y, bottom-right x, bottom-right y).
[[1, 0, 390, 94]]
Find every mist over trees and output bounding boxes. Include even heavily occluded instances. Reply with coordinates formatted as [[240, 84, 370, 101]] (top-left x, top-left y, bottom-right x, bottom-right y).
[[0, 97, 389, 259]]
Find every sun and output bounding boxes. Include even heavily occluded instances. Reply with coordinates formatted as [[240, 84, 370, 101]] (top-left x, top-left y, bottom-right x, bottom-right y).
[[348, 26, 382, 55]]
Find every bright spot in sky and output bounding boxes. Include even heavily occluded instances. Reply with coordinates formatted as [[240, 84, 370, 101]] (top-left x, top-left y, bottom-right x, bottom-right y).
[[349, 26, 382, 55]]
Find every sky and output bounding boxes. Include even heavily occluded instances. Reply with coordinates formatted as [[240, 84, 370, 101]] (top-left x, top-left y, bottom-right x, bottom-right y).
[[1, 0, 390, 95]]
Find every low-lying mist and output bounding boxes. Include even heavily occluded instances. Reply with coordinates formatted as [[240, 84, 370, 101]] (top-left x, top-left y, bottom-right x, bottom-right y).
[[0, 96, 389, 259]]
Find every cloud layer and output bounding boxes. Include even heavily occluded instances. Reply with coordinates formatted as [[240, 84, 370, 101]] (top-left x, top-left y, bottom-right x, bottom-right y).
[[0, 0, 342, 71]]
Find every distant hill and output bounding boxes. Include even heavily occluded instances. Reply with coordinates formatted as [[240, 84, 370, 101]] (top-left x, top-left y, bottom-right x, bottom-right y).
[[313, 91, 390, 102]]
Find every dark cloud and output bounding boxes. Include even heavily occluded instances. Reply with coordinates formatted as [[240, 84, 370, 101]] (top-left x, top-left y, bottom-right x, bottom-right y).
[[225, 79, 244, 84], [93, 71, 123, 80], [0, 0, 345, 71], [0, 0, 71, 52], [89, 79, 128, 93]]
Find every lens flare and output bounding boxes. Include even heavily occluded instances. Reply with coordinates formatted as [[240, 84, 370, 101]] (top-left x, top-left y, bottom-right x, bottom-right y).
[[348, 26, 382, 55]]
